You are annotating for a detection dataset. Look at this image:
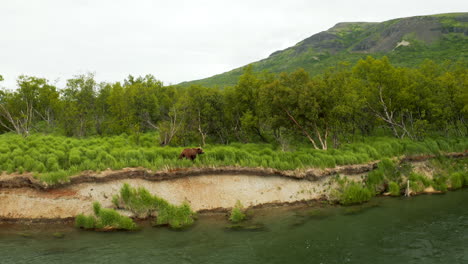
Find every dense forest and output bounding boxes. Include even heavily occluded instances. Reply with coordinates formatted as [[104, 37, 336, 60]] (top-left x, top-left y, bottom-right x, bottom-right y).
[[0, 57, 466, 150]]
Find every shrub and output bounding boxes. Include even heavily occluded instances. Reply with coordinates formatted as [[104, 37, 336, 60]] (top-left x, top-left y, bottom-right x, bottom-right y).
[[93, 201, 101, 215], [366, 158, 402, 193], [75, 202, 138, 231], [38, 170, 70, 184], [450, 172, 463, 190], [13, 156, 24, 167], [366, 170, 385, 192], [432, 174, 448, 192], [5, 161, 15, 173], [120, 183, 132, 203], [156, 202, 196, 229], [408, 172, 431, 193], [33, 162, 46, 173], [75, 214, 96, 229], [114, 184, 196, 229], [46, 156, 60, 171], [97, 207, 137, 230], [388, 181, 400, 196], [69, 148, 81, 165], [463, 172, 468, 186], [229, 200, 246, 223], [23, 155, 36, 172], [339, 181, 373, 205]]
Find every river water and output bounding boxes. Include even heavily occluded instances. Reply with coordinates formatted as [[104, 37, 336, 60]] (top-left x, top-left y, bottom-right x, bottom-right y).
[[1, 189, 467, 264]]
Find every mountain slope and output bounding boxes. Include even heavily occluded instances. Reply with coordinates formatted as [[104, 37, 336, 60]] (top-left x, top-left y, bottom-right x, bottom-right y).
[[180, 12, 468, 87]]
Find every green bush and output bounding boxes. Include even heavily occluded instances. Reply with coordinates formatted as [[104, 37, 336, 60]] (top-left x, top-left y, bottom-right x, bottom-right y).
[[75, 202, 138, 231], [463, 172, 468, 186], [93, 201, 101, 215], [229, 200, 246, 223], [13, 156, 24, 167], [120, 183, 132, 203], [69, 148, 81, 165], [366, 170, 385, 192], [156, 202, 196, 229], [366, 158, 401, 193], [97, 207, 137, 230], [37, 170, 69, 184], [113, 184, 197, 229], [388, 181, 400, 196], [408, 172, 431, 193], [432, 174, 448, 192], [75, 214, 96, 229], [34, 162, 46, 173], [339, 181, 373, 205], [450, 172, 464, 190], [46, 156, 60, 171]]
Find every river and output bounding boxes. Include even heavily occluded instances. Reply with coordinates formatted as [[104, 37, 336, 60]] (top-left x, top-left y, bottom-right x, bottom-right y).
[[1, 189, 467, 264]]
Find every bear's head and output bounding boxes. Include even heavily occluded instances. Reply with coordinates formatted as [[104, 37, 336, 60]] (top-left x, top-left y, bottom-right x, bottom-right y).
[[196, 148, 204, 154]]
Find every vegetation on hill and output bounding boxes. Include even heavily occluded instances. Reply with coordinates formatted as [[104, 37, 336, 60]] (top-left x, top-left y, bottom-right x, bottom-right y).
[[180, 13, 468, 87]]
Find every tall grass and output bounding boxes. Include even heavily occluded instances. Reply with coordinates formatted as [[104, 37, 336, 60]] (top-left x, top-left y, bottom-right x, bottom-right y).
[[75, 201, 138, 231], [388, 181, 401, 196], [113, 183, 197, 229], [332, 176, 373, 205], [229, 200, 246, 223], [0, 133, 466, 184]]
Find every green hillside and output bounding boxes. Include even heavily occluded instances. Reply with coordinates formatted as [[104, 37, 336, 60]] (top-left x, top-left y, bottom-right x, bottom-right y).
[[180, 12, 468, 87]]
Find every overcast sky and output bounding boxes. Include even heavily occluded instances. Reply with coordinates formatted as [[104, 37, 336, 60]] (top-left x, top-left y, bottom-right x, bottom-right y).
[[0, 0, 466, 89]]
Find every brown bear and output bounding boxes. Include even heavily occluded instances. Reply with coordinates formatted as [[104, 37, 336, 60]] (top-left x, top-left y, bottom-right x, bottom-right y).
[[179, 148, 204, 161]]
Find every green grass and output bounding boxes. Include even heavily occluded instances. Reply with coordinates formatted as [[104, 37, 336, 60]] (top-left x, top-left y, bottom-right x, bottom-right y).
[[388, 181, 401, 196], [113, 183, 197, 229], [430, 171, 448, 192], [333, 177, 373, 205], [408, 172, 432, 193], [229, 200, 246, 223], [75, 202, 138, 231], [450, 172, 464, 189], [0, 133, 466, 184]]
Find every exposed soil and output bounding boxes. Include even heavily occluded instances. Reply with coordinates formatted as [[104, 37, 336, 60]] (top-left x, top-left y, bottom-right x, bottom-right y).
[[0, 162, 379, 190], [0, 152, 465, 222]]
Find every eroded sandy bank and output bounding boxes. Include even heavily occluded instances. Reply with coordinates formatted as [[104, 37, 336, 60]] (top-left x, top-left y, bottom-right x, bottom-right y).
[[0, 152, 465, 221], [0, 174, 361, 220]]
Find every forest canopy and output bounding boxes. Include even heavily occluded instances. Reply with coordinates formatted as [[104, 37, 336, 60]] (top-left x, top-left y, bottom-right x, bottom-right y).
[[0, 57, 466, 150]]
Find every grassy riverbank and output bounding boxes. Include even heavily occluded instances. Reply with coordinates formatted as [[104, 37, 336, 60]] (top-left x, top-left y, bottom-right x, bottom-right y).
[[332, 156, 468, 205], [0, 133, 466, 184]]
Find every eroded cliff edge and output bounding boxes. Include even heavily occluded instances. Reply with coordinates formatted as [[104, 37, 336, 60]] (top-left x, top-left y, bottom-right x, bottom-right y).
[[0, 152, 466, 221]]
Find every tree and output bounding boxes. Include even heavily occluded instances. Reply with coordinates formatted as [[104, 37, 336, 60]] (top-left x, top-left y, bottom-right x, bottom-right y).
[[224, 66, 267, 142], [354, 56, 415, 139], [0, 76, 58, 136], [184, 85, 227, 146], [260, 69, 334, 149], [317, 63, 363, 147], [61, 73, 97, 137]]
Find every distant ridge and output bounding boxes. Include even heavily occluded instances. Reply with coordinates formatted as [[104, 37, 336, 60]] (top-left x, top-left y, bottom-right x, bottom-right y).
[[179, 12, 468, 87]]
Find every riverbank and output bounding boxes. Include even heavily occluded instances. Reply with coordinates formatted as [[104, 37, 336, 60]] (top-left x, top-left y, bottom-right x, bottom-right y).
[[0, 152, 466, 222], [2, 189, 468, 264]]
